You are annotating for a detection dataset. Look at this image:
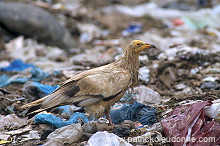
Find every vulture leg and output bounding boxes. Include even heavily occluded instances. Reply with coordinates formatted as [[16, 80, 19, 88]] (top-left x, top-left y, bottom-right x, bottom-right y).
[[105, 110, 113, 126]]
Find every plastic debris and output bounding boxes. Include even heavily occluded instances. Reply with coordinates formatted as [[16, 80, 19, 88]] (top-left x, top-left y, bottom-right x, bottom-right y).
[[0, 134, 10, 141], [0, 69, 49, 87], [0, 63, 50, 87], [133, 86, 162, 105], [120, 86, 161, 104], [20, 130, 40, 142], [77, 23, 102, 43], [182, 5, 220, 30], [1, 0, 220, 145], [111, 101, 157, 125], [202, 67, 220, 74], [161, 101, 220, 146], [202, 76, 219, 82], [94, 39, 120, 46], [22, 81, 59, 100], [204, 103, 220, 119], [0, 74, 28, 87], [0, 114, 28, 130], [30, 68, 50, 81], [0, 60, 10, 68], [34, 112, 89, 128], [201, 81, 220, 90], [4, 125, 32, 135], [1, 59, 35, 71], [88, 131, 132, 146], [0, 135, 13, 144], [44, 123, 83, 145], [70, 47, 116, 66], [139, 66, 150, 84], [122, 23, 142, 36]]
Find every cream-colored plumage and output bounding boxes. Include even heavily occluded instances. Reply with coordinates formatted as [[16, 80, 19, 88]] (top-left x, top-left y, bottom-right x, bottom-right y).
[[21, 40, 156, 125]]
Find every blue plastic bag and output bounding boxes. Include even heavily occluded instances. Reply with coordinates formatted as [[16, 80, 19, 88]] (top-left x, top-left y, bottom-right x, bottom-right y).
[[111, 101, 156, 125], [35, 112, 89, 128], [1, 59, 35, 71]]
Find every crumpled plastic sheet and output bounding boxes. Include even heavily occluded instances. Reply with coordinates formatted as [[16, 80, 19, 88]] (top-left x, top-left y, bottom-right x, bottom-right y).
[[88, 131, 132, 146], [1, 59, 35, 71], [111, 101, 157, 125], [161, 101, 220, 146], [34, 112, 89, 128], [133, 86, 162, 104], [44, 123, 83, 146], [0, 114, 28, 130], [31, 82, 59, 95]]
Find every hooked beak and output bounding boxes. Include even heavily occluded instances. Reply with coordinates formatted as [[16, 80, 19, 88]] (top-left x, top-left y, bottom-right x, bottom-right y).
[[139, 44, 156, 52], [144, 44, 156, 49], [149, 44, 156, 49]]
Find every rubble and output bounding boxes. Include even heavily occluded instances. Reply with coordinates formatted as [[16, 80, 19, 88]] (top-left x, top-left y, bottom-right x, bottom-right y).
[[0, 0, 220, 145]]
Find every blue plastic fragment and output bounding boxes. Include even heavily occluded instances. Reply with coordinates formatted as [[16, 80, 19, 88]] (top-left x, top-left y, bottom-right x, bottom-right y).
[[0, 74, 9, 87], [1, 59, 35, 71], [57, 105, 72, 115], [53, 70, 62, 76], [0, 59, 50, 87], [34, 112, 89, 128], [122, 24, 142, 36], [31, 68, 50, 82], [0, 74, 28, 87], [32, 82, 60, 95], [0, 68, 50, 87], [110, 101, 157, 125]]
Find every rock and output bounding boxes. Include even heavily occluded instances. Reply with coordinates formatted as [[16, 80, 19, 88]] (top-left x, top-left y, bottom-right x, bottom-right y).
[[0, 2, 76, 49]]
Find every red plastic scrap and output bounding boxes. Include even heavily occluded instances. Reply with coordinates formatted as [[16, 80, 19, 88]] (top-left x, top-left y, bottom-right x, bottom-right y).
[[161, 101, 220, 146]]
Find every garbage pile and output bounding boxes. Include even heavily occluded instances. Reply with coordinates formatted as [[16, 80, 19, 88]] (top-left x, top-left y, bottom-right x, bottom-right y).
[[0, 0, 220, 145]]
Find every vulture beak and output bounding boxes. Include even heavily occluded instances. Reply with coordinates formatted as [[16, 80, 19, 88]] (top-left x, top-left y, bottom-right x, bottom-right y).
[[144, 44, 156, 49], [139, 44, 156, 53], [149, 44, 156, 49]]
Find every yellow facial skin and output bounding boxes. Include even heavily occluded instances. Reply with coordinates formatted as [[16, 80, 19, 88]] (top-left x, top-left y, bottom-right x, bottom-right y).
[[131, 40, 156, 54]]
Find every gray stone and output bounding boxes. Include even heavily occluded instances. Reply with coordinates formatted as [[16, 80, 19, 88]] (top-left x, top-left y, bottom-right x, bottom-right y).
[[0, 2, 76, 49]]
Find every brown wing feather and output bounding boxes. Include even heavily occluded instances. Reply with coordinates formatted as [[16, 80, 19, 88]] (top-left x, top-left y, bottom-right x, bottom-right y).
[[22, 65, 131, 116], [42, 69, 130, 107]]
